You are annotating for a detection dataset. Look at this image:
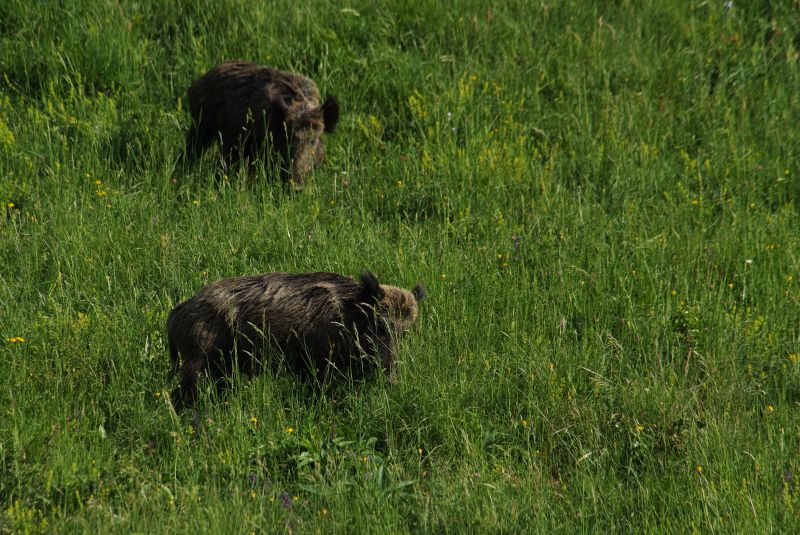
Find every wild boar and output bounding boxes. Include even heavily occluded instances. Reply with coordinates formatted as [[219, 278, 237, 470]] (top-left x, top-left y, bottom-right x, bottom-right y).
[[183, 61, 339, 189], [168, 271, 426, 407]]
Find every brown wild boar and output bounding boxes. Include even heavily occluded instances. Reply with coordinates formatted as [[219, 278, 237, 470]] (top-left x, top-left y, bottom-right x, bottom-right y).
[[168, 272, 426, 407], [183, 61, 339, 189]]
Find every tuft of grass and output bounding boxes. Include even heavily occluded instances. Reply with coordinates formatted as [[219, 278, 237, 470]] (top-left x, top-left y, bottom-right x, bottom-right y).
[[1, 0, 799, 531]]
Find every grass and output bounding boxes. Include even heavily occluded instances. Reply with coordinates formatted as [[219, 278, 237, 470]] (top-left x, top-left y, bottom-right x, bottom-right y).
[[1, 0, 799, 532]]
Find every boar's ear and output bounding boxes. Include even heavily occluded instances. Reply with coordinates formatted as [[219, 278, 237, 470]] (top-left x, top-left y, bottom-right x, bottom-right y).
[[359, 271, 385, 303], [412, 283, 427, 302], [322, 97, 339, 133]]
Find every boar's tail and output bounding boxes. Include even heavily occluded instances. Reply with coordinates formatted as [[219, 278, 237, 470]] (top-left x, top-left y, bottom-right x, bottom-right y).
[[168, 336, 180, 379], [358, 272, 386, 305], [167, 309, 181, 379], [166, 298, 181, 379]]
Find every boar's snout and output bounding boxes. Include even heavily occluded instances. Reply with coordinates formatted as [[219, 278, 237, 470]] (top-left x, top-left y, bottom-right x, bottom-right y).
[[287, 97, 339, 189]]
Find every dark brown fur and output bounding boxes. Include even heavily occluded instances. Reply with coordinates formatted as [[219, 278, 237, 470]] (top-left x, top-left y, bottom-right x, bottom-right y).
[[183, 61, 340, 189], [168, 272, 425, 407]]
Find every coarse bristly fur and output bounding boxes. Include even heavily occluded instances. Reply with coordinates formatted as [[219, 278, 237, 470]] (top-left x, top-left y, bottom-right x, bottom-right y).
[[181, 60, 340, 189], [167, 271, 426, 407]]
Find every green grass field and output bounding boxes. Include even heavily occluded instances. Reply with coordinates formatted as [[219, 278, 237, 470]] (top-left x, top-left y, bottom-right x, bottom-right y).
[[2, 0, 799, 532]]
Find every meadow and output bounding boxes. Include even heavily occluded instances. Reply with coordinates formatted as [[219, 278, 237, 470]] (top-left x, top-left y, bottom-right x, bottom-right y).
[[1, 0, 799, 532]]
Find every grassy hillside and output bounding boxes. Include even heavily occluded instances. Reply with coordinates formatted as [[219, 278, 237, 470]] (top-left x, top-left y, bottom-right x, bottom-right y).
[[1, 0, 799, 532]]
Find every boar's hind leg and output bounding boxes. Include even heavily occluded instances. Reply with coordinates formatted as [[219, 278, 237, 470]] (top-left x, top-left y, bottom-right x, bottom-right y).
[[171, 329, 230, 408], [181, 120, 217, 168], [171, 349, 205, 409]]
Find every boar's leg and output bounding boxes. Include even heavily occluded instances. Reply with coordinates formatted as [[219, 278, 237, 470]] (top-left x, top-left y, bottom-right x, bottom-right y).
[[220, 103, 288, 177], [170, 347, 207, 409], [171, 326, 232, 408], [180, 113, 218, 169], [263, 102, 291, 183], [369, 328, 397, 384], [171, 368, 196, 409]]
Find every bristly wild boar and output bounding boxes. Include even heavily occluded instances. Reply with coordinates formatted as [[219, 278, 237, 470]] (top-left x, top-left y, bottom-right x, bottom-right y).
[[168, 272, 426, 407], [183, 61, 340, 189]]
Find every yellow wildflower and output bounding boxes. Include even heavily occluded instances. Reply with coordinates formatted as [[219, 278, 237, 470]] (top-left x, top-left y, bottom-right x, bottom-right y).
[[0, 118, 15, 146]]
